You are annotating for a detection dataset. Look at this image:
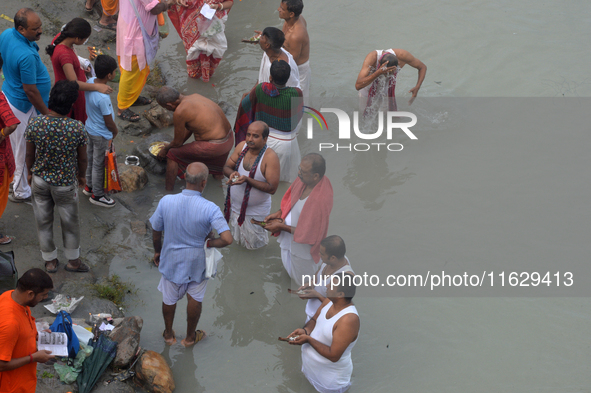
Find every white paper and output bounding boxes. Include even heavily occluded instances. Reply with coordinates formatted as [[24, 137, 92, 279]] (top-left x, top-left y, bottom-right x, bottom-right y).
[[38, 332, 69, 357], [44, 294, 84, 314], [99, 322, 115, 331], [200, 3, 216, 20]]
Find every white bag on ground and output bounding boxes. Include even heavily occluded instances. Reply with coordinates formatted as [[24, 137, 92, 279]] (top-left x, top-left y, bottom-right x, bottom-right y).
[[204, 242, 223, 279]]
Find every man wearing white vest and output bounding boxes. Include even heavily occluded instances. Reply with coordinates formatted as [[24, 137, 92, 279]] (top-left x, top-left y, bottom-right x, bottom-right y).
[[287, 272, 360, 393]]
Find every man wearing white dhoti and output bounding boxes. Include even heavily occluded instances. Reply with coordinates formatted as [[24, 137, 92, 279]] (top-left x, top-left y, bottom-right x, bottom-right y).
[[286, 272, 360, 393], [223, 121, 280, 249]]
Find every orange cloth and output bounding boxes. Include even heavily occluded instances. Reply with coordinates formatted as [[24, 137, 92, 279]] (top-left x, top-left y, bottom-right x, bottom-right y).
[[0, 291, 38, 393], [277, 176, 333, 263], [101, 0, 119, 16], [0, 170, 14, 218]]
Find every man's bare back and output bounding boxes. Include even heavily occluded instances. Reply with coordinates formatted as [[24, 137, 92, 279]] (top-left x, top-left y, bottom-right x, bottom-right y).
[[175, 94, 232, 142], [281, 10, 309, 65]]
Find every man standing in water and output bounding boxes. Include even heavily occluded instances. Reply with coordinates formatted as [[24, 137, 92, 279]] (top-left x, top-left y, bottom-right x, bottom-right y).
[[150, 162, 233, 347], [279, 0, 310, 104], [355, 49, 426, 110], [264, 153, 333, 285], [223, 121, 280, 250], [156, 86, 234, 190], [287, 273, 360, 393]]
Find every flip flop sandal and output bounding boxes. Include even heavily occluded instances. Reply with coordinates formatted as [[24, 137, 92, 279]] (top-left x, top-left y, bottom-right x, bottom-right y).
[[181, 330, 206, 347], [119, 109, 140, 122], [0, 234, 12, 245], [45, 259, 59, 273], [65, 261, 90, 272], [131, 96, 152, 106], [98, 22, 117, 31]]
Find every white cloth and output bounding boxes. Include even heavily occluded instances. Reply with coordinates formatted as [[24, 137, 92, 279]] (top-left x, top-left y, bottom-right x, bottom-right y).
[[302, 303, 359, 393], [358, 49, 399, 112], [204, 242, 223, 279], [278, 197, 316, 285], [230, 144, 271, 216], [297, 60, 311, 106], [229, 211, 269, 250], [158, 275, 208, 305], [280, 248, 316, 287], [258, 48, 301, 88], [187, 14, 228, 61], [305, 259, 354, 321], [6, 96, 36, 199], [266, 127, 301, 183]]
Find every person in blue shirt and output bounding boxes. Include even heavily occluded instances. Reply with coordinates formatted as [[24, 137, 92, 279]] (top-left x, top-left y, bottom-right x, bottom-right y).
[[83, 55, 119, 208], [150, 162, 233, 347], [0, 9, 51, 203]]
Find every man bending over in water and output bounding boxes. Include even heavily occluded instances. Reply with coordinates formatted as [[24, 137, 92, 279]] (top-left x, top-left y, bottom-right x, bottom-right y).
[[156, 87, 234, 190], [355, 48, 426, 111]]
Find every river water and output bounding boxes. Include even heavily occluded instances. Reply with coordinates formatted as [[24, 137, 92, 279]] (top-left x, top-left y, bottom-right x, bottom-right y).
[[110, 0, 591, 391]]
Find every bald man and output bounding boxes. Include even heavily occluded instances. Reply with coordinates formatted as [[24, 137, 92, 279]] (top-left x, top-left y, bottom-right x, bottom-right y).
[[0, 9, 51, 203], [223, 121, 280, 250], [150, 162, 233, 347], [156, 87, 234, 190]]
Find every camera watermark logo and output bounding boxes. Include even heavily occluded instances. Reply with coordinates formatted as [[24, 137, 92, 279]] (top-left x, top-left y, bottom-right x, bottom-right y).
[[303, 106, 418, 152]]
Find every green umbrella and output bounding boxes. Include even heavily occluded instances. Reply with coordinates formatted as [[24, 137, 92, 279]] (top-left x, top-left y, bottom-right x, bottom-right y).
[[77, 335, 118, 393]]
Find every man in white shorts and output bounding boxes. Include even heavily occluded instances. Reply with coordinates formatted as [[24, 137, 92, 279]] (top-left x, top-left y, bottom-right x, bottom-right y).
[[150, 162, 233, 347]]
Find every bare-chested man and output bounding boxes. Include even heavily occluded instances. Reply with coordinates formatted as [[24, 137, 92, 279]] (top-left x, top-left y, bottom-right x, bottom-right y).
[[156, 87, 233, 190], [355, 49, 426, 110], [279, 0, 310, 104]]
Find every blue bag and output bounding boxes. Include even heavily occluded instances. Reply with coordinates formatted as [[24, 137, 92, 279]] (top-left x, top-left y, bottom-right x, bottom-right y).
[[50, 310, 80, 359]]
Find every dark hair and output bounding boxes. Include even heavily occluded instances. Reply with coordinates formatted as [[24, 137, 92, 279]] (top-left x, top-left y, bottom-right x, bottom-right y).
[[282, 0, 304, 17], [333, 272, 357, 302], [94, 55, 118, 79], [302, 153, 326, 178], [262, 27, 285, 50], [270, 60, 291, 86], [14, 8, 35, 30], [48, 80, 80, 115], [380, 53, 398, 68], [16, 268, 53, 295], [320, 235, 346, 259], [46, 18, 92, 57], [156, 86, 180, 106]]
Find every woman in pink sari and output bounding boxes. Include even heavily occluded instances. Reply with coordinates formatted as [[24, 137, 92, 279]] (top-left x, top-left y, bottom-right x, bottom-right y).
[[168, 0, 234, 81]]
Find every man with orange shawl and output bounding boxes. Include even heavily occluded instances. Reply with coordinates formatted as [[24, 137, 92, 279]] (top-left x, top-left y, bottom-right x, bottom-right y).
[[263, 153, 333, 286], [168, 0, 234, 81]]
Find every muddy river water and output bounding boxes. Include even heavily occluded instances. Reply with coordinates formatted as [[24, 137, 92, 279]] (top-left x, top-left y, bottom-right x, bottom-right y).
[[109, 0, 591, 391]]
